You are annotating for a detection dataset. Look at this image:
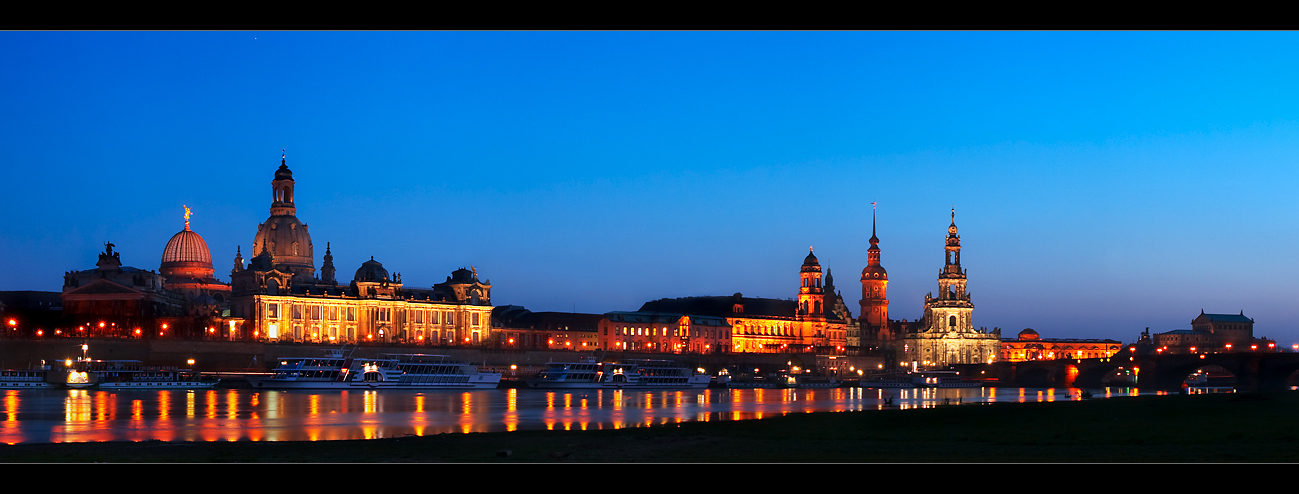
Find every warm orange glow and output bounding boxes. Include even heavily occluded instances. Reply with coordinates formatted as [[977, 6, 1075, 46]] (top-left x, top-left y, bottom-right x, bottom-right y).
[[6, 319, 14, 327], [162, 323, 168, 329], [36, 330, 42, 336], [1251, 345, 1258, 351]]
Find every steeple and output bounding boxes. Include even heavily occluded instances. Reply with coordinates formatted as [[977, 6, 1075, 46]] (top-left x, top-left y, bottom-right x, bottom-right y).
[[232, 246, 244, 275], [320, 241, 336, 285], [860, 202, 889, 330], [270, 149, 297, 217], [799, 247, 825, 317]]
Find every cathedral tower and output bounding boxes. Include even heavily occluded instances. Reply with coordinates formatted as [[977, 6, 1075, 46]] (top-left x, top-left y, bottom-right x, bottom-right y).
[[251, 150, 315, 282], [799, 247, 825, 317], [924, 208, 973, 332], [860, 205, 890, 330]]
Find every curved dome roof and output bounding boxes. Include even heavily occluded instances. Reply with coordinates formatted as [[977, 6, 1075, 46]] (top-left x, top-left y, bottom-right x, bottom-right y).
[[274, 163, 294, 181], [861, 265, 888, 280], [162, 228, 212, 265], [802, 248, 820, 267], [252, 215, 314, 271], [354, 257, 389, 282], [1018, 328, 1040, 340]]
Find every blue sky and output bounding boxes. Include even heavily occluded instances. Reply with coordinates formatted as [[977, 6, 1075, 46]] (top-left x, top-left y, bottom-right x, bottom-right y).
[[3, 32, 1298, 343]]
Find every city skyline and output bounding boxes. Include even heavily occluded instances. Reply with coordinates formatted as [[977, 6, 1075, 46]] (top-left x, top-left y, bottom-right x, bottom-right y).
[[4, 32, 1299, 342]]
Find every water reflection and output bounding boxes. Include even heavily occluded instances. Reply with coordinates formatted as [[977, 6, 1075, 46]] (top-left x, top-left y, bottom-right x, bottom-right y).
[[0, 386, 1160, 444]]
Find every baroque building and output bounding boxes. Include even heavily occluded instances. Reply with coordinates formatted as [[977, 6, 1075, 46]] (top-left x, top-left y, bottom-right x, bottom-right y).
[[858, 205, 892, 345], [897, 210, 1000, 367], [61, 242, 187, 336], [160, 206, 231, 316], [227, 153, 494, 345], [999, 328, 1122, 361], [633, 248, 850, 354]]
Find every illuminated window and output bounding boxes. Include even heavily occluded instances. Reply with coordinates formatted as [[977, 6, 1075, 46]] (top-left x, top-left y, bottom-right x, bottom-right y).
[[268, 303, 279, 319], [472, 313, 480, 326], [347, 307, 356, 321]]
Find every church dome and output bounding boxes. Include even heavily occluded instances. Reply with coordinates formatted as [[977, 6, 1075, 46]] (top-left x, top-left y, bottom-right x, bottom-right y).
[[802, 248, 820, 267], [161, 220, 214, 280], [354, 257, 389, 282], [252, 215, 314, 272], [274, 163, 294, 181], [1018, 328, 1040, 341], [861, 265, 888, 280]]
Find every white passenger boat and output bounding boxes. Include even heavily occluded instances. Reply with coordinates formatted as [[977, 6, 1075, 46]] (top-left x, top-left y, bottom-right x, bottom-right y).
[[913, 371, 981, 388], [248, 349, 501, 390], [526, 358, 710, 389], [0, 368, 54, 388], [81, 360, 218, 389]]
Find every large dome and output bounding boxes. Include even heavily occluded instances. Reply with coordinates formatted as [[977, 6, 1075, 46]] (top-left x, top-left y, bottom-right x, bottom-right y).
[[354, 257, 389, 282], [252, 215, 314, 273], [161, 226, 214, 279]]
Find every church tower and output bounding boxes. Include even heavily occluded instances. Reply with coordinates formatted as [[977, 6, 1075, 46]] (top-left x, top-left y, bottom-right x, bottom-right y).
[[798, 247, 825, 317], [860, 204, 890, 332], [924, 209, 973, 333], [252, 150, 315, 282]]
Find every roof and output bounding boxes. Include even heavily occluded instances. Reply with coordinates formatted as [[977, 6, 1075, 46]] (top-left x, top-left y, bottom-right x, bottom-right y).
[[639, 295, 797, 319], [1196, 313, 1252, 323], [605, 311, 731, 327]]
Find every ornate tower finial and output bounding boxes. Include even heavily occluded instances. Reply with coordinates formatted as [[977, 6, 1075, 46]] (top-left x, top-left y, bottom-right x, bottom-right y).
[[282, 148, 286, 165], [183, 205, 192, 231]]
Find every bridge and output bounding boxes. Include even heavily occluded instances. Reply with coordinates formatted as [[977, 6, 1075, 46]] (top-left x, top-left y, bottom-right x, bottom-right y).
[[955, 351, 1299, 391]]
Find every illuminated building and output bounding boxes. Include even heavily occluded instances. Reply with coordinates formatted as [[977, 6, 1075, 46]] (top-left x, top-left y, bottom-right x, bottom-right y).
[[159, 205, 231, 315], [998, 328, 1122, 361], [599, 311, 730, 353], [61, 242, 186, 335], [227, 153, 494, 344], [635, 248, 851, 353], [492, 306, 602, 350], [858, 205, 892, 345], [897, 210, 999, 367], [1150, 310, 1275, 354]]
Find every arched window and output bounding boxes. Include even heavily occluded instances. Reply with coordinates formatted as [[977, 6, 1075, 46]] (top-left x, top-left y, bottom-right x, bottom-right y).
[[949, 315, 957, 327]]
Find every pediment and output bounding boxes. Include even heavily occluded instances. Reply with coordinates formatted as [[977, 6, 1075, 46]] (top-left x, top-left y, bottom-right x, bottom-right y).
[[64, 279, 142, 296]]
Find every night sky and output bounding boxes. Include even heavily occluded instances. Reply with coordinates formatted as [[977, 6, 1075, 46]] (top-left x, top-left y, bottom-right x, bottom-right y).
[[3, 32, 1298, 343]]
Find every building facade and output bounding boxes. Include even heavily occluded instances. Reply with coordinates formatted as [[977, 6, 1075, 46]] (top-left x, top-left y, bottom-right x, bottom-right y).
[[999, 328, 1122, 361], [599, 311, 731, 353], [227, 154, 494, 345], [633, 248, 850, 354], [1150, 311, 1275, 354], [897, 210, 1000, 367]]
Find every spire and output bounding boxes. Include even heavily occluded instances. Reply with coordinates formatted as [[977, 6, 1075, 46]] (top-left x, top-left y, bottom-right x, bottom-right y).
[[282, 148, 286, 166], [183, 205, 192, 231], [870, 202, 879, 244]]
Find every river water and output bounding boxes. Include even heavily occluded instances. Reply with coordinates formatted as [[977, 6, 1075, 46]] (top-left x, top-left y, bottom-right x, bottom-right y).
[[0, 386, 1173, 444]]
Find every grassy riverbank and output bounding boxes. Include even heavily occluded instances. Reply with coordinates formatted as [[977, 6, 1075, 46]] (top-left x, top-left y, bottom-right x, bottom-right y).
[[3, 391, 1298, 462]]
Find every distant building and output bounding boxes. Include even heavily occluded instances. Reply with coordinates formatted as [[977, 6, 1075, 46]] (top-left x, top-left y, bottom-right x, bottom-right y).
[[999, 328, 1122, 361], [226, 153, 494, 344], [61, 242, 187, 336], [159, 206, 231, 317], [897, 210, 1000, 368], [493, 306, 602, 350], [1150, 310, 1275, 354], [634, 248, 851, 354], [599, 311, 731, 353]]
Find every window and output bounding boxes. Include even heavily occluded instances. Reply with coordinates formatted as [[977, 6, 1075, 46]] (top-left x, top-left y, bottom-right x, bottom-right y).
[[293, 305, 302, 320], [415, 311, 424, 324], [430, 311, 439, 324], [471, 313, 480, 326], [311, 306, 321, 320], [268, 303, 279, 319], [329, 306, 338, 320], [347, 307, 356, 321]]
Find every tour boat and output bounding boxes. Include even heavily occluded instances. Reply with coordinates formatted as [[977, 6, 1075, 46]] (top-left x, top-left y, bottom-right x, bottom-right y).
[[248, 349, 502, 390], [79, 360, 219, 389], [526, 358, 710, 389], [0, 367, 54, 389], [912, 371, 981, 388]]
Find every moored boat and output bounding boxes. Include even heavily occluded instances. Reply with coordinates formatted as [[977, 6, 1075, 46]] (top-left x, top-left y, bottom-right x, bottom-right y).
[[526, 358, 710, 389], [248, 349, 501, 390]]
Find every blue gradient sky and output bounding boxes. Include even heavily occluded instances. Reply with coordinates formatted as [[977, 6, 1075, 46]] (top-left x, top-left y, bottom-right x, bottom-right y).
[[3, 32, 1298, 343]]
